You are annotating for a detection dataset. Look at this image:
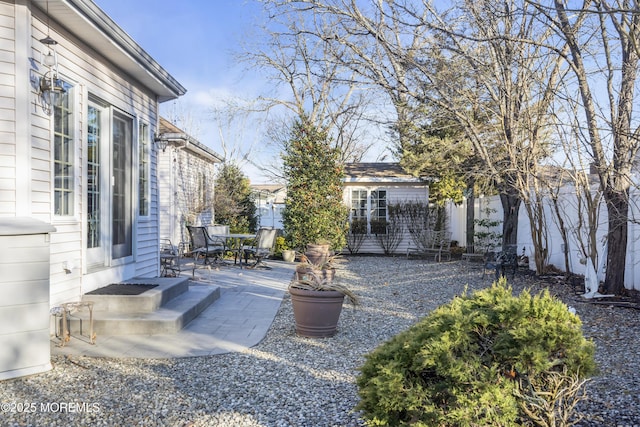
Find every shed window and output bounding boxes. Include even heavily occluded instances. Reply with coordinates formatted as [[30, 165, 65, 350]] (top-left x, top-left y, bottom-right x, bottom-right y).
[[349, 189, 387, 234]]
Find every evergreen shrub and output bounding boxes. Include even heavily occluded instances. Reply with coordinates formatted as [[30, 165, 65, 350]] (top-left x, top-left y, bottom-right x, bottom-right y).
[[281, 117, 349, 250], [356, 280, 596, 426]]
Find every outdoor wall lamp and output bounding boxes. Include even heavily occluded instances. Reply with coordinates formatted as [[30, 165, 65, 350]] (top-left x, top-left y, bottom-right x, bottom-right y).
[[154, 135, 170, 152], [154, 132, 189, 152], [38, 22, 65, 115]]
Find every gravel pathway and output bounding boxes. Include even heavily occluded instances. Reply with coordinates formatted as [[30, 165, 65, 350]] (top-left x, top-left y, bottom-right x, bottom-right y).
[[1, 256, 638, 426]]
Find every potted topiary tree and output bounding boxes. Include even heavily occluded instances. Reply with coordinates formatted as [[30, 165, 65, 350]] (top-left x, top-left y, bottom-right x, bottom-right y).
[[281, 116, 349, 254], [274, 235, 296, 262], [282, 116, 353, 337]]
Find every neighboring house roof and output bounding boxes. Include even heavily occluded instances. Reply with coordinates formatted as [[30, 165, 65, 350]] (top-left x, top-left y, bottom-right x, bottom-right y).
[[31, 0, 186, 102], [343, 162, 424, 183], [158, 118, 224, 163]]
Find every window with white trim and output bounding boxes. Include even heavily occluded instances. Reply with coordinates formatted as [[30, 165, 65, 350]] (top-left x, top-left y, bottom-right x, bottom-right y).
[[349, 189, 388, 234], [350, 190, 367, 220], [370, 190, 387, 234], [370, 190, 387, 221], [53, 85, 74, 216], [138, 121, 150, 216]]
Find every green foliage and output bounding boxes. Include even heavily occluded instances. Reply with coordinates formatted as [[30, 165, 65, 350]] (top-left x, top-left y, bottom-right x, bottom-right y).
[[399, 117, 474, 206], [356, 280, 596, 427], [474, 207, 503, 251], [282, 117, 349, 250], [213, 163, 258, 233], [273, 235, 288, 257]]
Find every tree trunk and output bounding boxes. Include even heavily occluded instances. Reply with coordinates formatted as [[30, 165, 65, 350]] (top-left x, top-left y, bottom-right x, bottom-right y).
[[525, 198, 548, 276], [466, 184, 476, 253], [603, 191, 629, 295], [500, 192, 520, 247]]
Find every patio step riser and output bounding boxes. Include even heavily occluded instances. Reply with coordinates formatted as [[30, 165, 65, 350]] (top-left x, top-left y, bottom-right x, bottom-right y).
[[82, 278, 189, 313], [65, 285, 220, 336]]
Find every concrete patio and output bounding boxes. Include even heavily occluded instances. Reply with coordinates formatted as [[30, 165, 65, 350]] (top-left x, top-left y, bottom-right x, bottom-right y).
[[51, 258, 297, 358]]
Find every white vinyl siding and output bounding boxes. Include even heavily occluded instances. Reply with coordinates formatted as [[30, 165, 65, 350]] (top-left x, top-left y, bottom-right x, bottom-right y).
[[158, 148, 216, 248], [0, 4, 15, 216], [25, 5, 161, 300]]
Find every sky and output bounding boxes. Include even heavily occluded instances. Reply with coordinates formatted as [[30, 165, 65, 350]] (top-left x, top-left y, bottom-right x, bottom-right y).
[[95, 0, 275, 182]]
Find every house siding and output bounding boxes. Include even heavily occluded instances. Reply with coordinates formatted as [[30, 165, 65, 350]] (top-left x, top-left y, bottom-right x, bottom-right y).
[[0, 2, 14, 216], [159, 145, 217, 249], [0, 2, 169, 304]]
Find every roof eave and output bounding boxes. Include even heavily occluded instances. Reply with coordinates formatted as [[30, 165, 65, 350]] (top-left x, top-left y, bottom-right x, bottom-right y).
[[343, 177, 425, 183], [156, 133, 224, 163], [33, 0, 186, 102]]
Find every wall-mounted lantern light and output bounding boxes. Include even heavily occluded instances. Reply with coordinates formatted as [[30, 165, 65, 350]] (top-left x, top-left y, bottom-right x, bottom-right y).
[[154, 134, 170, 152], [38, 1, 65, 115]]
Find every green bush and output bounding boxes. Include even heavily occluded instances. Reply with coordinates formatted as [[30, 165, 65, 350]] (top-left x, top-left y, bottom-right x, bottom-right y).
[[356, 280, 596, 426], [273, 236, 288, 258]]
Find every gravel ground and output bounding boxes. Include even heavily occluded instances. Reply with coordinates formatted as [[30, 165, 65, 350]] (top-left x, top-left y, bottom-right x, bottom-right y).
[[1, 256, 639, 426]]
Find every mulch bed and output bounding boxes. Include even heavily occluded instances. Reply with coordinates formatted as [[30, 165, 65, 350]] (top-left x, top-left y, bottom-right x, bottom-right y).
[[85, 283, 158, 296]]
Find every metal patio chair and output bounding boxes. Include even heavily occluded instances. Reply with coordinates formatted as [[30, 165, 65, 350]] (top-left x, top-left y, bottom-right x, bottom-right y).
[[160, 238, 182, 277], [242, 228, 278, 269], [186, 225, 226, 266]]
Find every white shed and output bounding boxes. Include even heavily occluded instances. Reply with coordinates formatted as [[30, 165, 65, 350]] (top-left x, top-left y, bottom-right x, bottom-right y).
[[343, 163, 430, 255]]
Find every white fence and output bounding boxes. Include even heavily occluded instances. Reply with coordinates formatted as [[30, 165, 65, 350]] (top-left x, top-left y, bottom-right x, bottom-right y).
[[449, 185, 640, 291]]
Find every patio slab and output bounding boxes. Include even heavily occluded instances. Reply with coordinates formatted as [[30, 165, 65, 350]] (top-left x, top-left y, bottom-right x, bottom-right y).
[[51, 259, 296, 358]]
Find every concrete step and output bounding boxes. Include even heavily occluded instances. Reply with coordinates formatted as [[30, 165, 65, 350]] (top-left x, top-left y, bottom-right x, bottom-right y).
[[67, 284, 220, 336], [82, 277, 189, 313]]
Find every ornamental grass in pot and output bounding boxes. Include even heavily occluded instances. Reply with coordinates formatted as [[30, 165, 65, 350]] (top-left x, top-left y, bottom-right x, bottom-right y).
[[289, 255, 358, 338]]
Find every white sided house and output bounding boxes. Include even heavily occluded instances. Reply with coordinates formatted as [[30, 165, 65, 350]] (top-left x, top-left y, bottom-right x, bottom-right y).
[[343, 163, 429, 255], [157, 117, 224, 249], [2, 0, 185, 305]]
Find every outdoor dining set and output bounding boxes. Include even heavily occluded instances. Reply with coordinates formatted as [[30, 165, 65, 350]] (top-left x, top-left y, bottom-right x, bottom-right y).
[[160, 226, 278, 277]]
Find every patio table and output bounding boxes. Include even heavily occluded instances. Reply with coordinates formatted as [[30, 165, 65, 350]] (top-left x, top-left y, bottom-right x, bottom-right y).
[[211, 233, 256, 266]]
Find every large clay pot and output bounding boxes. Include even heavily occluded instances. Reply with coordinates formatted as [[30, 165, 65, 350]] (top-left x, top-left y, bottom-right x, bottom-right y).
[[289, 287, 345, 338], [305, 243, 330, 266]]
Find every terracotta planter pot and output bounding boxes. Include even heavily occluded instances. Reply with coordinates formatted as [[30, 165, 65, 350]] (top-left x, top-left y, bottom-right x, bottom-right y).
[[305, 243, 330, 266], [289, 286, 345, 338]]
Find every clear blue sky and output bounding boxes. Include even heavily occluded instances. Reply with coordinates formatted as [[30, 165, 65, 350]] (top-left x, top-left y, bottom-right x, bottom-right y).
[[95, 0, 271, 180]]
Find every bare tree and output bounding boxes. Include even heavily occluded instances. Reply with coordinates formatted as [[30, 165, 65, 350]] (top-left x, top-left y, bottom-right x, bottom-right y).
[[269, 1, 569, 274], [260, 0, 428, 151], [241, 2, 375, 164], [416, 1, 571, 274], [529, 0, 640, 294], [544, 79, 606, 278]]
